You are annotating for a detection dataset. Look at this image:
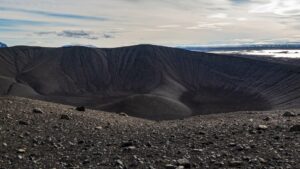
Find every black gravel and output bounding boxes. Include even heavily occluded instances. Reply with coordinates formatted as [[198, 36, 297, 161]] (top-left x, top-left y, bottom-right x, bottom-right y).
[[0, 97, 299, 169]]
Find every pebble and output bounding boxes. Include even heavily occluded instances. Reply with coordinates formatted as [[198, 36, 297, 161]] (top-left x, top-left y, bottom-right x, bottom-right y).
[[228, 143, 236, 147], [121, 141, 134, 147], [263, 117, 271, 121], [82, 159, 90, 165], [18, 121, 29, 125], [32, 108, 44, 114], [198, 131, 206, 135], [76, 106, 85, 112], [95, 126, 103, 130], [283, 111, 296, 117], [165, 164, 176, 169], [289, 125, 300, 132], [17, 148, 26, 153], [119, 112, 129, 117], [124, 146, 137, 151], [116, 159, 124, 166], [228, 160, 243, 167], [60, 114, 71, 120], [192, 149, 203, 152], [235, 144, 244, 151], [145, 141, 152, 147], [257, 125, 268, 130], [258, 157, 267, 163], [6, 114, 12, 119], [177, 158, 191, 168]]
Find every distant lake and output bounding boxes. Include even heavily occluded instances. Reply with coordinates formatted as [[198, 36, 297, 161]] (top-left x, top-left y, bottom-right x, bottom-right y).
[[212, 50, 300, 58]]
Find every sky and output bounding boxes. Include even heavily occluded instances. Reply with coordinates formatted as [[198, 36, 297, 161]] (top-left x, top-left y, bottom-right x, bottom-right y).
[[0, 0, 300, 47]]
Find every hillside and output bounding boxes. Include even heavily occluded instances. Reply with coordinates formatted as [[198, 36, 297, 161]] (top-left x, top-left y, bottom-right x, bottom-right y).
[[0, 45, 300, 120]]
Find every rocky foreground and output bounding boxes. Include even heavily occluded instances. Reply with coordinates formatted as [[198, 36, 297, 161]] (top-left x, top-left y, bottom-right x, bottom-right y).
[[0, 96, 299, 169]]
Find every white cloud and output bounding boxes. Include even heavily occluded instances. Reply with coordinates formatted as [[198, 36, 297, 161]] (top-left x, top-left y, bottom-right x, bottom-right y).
[[186, 22, 232, 30], [207, 13, 228, 19], [57, 30, 98, 39], [293, 35, 300, 39], [236, 17, 247, 21], [143, 28, 166, 32], [35, 30, 115, 40], [250, 0, 300, 16], [157, 25, 180, 28], [233, 38, 255, 43]]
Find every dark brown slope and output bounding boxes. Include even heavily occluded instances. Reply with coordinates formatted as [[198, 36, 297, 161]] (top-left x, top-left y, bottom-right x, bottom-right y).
[[0, 45, 300, 120]]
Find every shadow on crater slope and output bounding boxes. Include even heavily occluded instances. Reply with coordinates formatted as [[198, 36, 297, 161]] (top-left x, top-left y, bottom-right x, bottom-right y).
[[0, 45, 299, 120]]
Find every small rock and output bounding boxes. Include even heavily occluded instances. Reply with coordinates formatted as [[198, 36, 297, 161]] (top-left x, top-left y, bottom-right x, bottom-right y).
[[60, 114, 71, 120], [289, 125, 300, 132], [177, 158, 191, 168], [124, 146, 136, 151], [18, 121, 29, 125], [273, 135, 280, 140], [76, 106, 85, 112], [148, 166, 155, 169], [235, 144, 244, 151], [119, 112, 128, 117], [165, 164, 176, 169], [257, 125, 268, 130], [116, 159, 124, 166], [17, 155, 23, 159], [283, 111, 296, 117], [263, 117, 271, 121], [215, 161, 225, 166], [192, 149, 203, 152], [3, 143, 7, 147], [82, 159, 90, 165], [228, 160, 243, 167], [6, 114, 12, 119], [23, 131, 30, 136], [121, 141, 134, 147], [17, 148, 26, 153], [95, 126, 103, 130], [145, 141, 152, 147], [258, 157, 267, 163], [77, 140, 84, 144], [32, 108, 43, 114], [197, 131, 206, 135], [248, 129, 256, 134], [228, 143, 236, 147], [242, 156, 250, 161]]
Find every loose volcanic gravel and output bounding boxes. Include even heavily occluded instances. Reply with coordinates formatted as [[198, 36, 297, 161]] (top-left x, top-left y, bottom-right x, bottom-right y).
[[0, 96, 299, 169]]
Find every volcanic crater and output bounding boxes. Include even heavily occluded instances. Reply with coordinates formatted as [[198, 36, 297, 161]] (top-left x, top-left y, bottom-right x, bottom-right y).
[[0, 45, 299, 120]]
